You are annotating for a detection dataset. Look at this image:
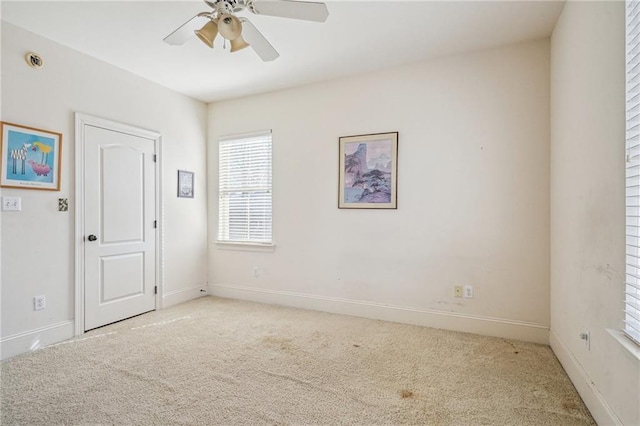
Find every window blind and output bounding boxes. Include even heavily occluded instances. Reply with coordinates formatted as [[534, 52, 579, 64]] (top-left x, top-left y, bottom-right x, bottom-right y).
[[626, 0, 640, 345], [218, 131, 272, 244]]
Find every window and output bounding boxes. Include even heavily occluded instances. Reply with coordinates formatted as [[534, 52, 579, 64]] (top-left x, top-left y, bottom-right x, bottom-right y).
[[218, 130, 272, 245], [626, 0, 640, 345]]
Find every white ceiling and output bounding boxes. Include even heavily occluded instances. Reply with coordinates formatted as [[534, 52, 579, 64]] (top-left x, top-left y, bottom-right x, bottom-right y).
[[1, 1, 565, 103]]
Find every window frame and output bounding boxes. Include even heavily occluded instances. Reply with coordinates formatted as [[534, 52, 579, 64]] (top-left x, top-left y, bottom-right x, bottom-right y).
[[216, 130, 273, 247], [625, 0, 640, 346]]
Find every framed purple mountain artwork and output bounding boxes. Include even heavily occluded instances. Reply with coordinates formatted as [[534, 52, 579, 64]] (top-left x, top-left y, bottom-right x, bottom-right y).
[[338, 132, 398, 209]]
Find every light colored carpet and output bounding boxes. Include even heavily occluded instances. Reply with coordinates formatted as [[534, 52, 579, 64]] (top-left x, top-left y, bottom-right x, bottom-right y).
[[1, 296, 594, 425]]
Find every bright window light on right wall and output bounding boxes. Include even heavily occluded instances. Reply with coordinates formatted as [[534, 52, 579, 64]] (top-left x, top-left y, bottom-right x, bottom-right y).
[[624, 0, 640, 346]]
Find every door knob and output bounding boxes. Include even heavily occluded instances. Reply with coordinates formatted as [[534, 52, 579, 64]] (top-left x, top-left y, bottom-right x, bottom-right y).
[[87, 234, 97, 241]]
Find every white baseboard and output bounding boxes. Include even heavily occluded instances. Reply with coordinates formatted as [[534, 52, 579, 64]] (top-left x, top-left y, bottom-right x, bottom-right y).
[[208, 284, 550, 344], [1, 320, 74, 361], [162, 284, 208, 308], [550, 330, 621, 425]]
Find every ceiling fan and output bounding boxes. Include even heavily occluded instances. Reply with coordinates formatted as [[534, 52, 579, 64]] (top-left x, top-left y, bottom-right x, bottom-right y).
[[163, 0, 329, 62]]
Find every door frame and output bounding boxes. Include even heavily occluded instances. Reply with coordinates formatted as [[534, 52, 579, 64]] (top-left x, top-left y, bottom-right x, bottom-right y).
[[74, 112, 163, 336]]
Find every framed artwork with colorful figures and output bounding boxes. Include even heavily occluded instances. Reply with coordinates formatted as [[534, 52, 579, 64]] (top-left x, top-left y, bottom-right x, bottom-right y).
[[0, 122, 62, 191]]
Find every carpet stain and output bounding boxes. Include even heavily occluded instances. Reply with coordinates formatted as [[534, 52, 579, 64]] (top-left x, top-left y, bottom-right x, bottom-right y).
[[1, 297, 597, 425], [562, 401, 579, 412], [262, 336, 295, 353], [504, 339, 517, 350], [353, 344, 360, 348], [400, 389, 415, 399], [504, 340, 521, 355]]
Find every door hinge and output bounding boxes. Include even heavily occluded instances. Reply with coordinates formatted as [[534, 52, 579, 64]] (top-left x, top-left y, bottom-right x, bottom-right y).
[[154, 286, 158, 295], [153, 154, 157, 163], [153, 220, 157, 229]]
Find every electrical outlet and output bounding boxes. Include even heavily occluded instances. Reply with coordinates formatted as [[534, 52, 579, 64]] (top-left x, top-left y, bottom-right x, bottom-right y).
[[454, 286, 463, 298], [464, 285, 474, 298], [34, 295, 46, 311], [253, 266, 259, 277]]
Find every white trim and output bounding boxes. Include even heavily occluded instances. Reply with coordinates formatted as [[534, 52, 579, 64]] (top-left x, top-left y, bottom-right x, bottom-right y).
[[607, 328, 640, 363], [550, 330, 622, 426], [156, 133, 164, 309], [162, 284, 208, 308], [0, 320, 74, 361], [74, 115, 85, 336], [214, 241, 276, 252], [219, 129, 272, 142], [74, 113, 163, 336], [207, 284, 550, 344]]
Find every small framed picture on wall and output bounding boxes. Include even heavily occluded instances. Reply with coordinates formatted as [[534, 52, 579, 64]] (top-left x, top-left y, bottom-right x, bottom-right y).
[[177, 170, 194, 198]]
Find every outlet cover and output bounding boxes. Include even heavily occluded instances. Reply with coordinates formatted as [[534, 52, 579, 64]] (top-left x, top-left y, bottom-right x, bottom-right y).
[[34, 295, 46, 311], [2, 196, 21, 211], [454, 286, 463, 298], [464, 285, 474, 298]]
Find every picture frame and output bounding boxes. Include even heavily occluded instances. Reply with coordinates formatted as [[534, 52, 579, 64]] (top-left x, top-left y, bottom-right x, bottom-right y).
[[0, 122, 62, 191], [177, 170, 194, 198], [339, 132, 398, 209]]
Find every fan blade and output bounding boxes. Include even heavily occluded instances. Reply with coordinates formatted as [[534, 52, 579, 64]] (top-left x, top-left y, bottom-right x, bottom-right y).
[[240, 18, 280, 62], [163, 13, 211, 46], [249, 0, 329, 23]]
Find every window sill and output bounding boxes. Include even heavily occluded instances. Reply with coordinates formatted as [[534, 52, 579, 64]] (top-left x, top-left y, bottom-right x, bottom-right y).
[[214, 241, 276, 252], [607, 329, 640, 363]]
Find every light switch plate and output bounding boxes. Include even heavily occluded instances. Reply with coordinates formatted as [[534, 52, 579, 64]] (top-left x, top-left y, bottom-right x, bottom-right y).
[[2, 196, 21, 211]]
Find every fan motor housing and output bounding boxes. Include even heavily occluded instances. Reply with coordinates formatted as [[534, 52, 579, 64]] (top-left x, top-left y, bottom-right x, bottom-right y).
[[204, 0, 244, 13]]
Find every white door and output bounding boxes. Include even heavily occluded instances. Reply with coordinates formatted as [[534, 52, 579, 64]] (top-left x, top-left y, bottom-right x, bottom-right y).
[[83, 124, 157, 331]]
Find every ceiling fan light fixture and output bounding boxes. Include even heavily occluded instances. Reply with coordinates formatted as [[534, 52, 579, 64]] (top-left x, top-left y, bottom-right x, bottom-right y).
[[230, 35, 250, 52], [164, 0, 330, 62], [195, 19, 218, 48], [217, 13, 242, 40]]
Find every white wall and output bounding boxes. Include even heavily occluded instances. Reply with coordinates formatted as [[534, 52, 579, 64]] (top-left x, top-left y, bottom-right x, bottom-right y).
[[0, 23, 209, 359], [550, 2, 640, 425], [208, 40, 551, 343]]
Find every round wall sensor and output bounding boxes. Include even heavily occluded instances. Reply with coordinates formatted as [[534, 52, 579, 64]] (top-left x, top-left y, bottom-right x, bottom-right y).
[[25, 52, 44, 69]]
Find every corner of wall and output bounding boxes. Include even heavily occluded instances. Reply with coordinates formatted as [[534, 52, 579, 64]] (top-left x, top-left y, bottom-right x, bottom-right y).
[[549, 2, 636, 425], [162, 284, 209, 308], [549, 331, 622, 425]]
